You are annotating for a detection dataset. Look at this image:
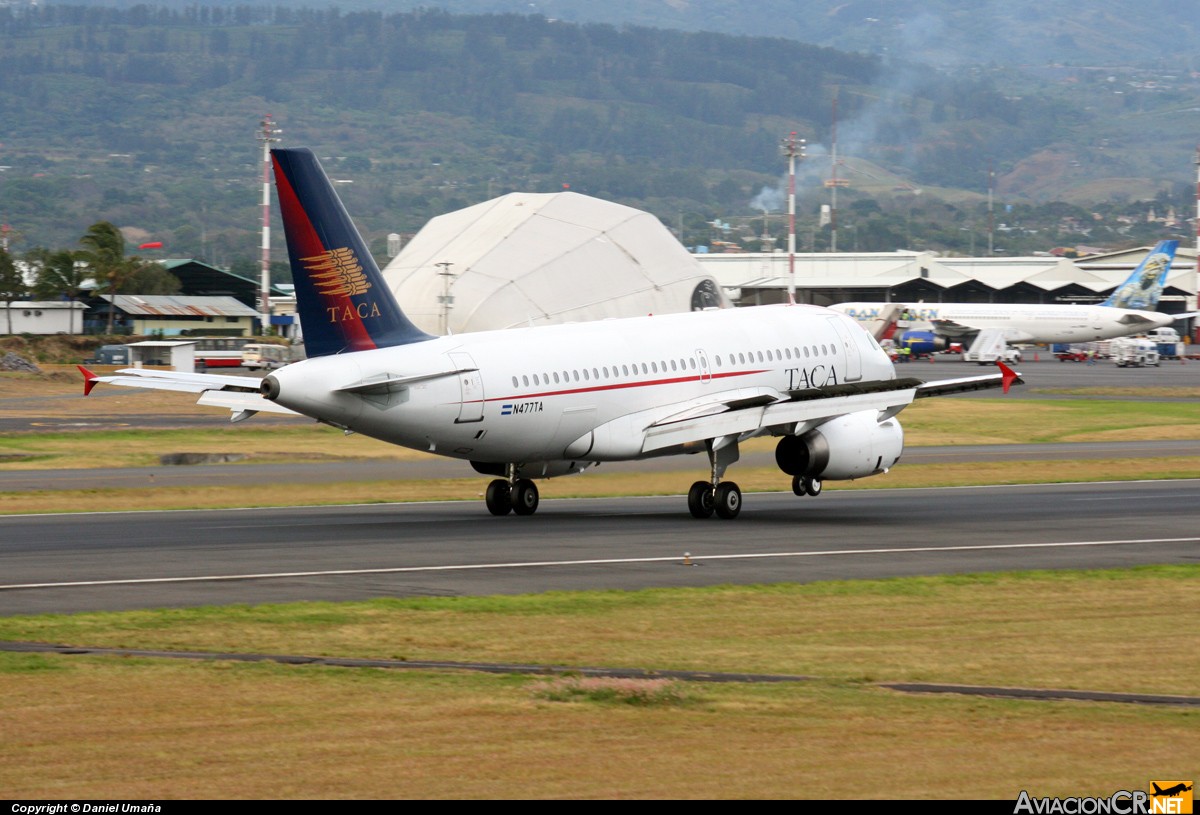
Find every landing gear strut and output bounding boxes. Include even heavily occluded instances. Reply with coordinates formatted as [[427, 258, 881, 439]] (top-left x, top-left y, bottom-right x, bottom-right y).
[[484, 467, 540, 516]]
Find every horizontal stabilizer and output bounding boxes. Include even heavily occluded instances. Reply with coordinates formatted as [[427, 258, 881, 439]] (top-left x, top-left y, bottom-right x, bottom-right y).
[[197, 389, 300, 417], [1117, 312, 1162, 325], [335, 368, 472, 395], [107, 368, 264, 392]]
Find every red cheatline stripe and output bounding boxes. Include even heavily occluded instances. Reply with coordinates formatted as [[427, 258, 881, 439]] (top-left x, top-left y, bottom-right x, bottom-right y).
[[485, 369, 768, 403]]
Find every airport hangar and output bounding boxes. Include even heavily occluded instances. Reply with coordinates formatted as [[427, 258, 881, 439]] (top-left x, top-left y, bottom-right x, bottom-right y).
[[381, 190, 1197, 337], [692, 247, 1198, 314]]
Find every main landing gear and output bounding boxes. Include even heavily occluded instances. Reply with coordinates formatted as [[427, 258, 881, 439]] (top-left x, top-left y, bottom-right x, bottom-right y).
[[485, 466, 540, 516], [792, 474, 822, 497], [688, 436, 742, 519]]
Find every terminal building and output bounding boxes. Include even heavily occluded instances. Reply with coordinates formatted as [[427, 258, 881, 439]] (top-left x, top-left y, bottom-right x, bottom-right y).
[[692, 247, 1198, 320]]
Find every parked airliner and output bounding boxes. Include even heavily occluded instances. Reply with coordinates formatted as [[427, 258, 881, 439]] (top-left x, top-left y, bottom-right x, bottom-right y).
[[80, 148, 1020, 519], [833, 241, 1181, 352]]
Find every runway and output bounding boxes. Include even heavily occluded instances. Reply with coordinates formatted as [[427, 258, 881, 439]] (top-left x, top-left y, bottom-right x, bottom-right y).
[[1, 479, 1196, 615]]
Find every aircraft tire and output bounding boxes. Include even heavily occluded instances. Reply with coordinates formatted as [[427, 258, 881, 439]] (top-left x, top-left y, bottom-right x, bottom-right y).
[[485, 479, 512, 516], [512, 479, 539, 516], [687, 481, 715, 519], [714, 482, 742, 519], [791, 475, 806, 496], [805, 477, 823, 497]]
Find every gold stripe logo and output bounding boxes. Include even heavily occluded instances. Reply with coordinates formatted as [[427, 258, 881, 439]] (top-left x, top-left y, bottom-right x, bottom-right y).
[[302, 247, 371, 297]]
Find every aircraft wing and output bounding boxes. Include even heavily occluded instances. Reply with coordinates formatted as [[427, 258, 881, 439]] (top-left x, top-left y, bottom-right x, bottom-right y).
[[640, 365, 1020, 454], [78, 366, 300, 420], [928, 318, 979, 339]]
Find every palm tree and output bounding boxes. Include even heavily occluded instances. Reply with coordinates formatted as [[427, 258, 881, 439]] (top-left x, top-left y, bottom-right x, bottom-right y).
[[28, 247, 88, 333], [0, 247, 27, 335], [78, 221, 135, 334]]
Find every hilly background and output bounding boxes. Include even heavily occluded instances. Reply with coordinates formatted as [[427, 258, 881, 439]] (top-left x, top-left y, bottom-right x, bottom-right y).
[[0, 1, 1197, 273]]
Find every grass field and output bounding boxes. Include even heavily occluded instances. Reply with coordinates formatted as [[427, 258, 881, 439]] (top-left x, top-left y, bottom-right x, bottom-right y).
[[1, 568, 1196, 799]]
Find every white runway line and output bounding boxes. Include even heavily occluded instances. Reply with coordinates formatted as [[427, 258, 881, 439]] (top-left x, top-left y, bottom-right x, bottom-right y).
[[2, 537, 1197, 591]]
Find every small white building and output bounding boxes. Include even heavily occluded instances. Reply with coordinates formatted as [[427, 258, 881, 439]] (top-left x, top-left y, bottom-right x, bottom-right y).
[[0, 301, 88, 335], [125, 340, 198, 372]]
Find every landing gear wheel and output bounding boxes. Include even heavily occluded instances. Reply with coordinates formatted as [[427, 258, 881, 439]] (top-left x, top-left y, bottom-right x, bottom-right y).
[[805, 477, 822, 497], [512, 479, 540, 516], [687, 480, 715, 519], [485, 479, 512, 516], [791, 475, 806, 496], [714, 482, 742, 519]]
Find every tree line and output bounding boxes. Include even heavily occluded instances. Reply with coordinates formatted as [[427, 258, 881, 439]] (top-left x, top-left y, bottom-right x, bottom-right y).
[[0, 222, 180, 334]]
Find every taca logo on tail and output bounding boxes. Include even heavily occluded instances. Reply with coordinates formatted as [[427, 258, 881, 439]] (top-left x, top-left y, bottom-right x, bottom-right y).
[[271, 147, 432, 357]]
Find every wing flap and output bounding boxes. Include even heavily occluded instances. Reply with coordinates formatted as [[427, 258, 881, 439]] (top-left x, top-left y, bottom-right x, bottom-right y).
[[640, 368, 1019, 454], [642, 380, 921, 454]]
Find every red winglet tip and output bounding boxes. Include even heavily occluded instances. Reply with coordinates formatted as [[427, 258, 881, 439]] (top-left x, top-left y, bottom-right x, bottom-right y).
[[77, 365, 98, 396], [995, 360, 1018, 394]]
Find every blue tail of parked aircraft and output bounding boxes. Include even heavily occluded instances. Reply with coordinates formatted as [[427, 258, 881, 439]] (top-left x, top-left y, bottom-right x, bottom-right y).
[[1101, 240, 1177, 311], [271, 147, 432, 358]]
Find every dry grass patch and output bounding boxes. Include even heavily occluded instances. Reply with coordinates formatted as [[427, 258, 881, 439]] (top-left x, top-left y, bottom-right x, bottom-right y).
[[0, 425, 441, 470], [0, 656, 1193, 798], [5, 455, 1200, 514], [898, 398, 1200, 446], [3, 568, 1195, 697]]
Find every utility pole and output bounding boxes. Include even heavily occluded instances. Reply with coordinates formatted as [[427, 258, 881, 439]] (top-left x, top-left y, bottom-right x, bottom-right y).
[[987, 162, 995, 256], [436, 261, 455, 335], [780, 132, 806, 304], [824, 90, 848, 253], [257, 115, 282, 336]]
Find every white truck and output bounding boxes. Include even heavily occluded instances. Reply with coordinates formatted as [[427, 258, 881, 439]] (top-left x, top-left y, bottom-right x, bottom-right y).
[[1147, 327, 1185, 360], [1110, 337, 1160, 368]]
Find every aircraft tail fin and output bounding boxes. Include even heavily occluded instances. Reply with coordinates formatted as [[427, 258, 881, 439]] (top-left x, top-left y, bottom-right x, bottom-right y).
[[1101, 240, 1177, 310], [271, 147, 433, 358], [1153, 784, 1164, 795]]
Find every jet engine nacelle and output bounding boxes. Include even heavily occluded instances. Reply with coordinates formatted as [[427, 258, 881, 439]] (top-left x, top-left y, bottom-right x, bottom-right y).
[[775, 411, 904, 481], [896, 329, 948, 355]]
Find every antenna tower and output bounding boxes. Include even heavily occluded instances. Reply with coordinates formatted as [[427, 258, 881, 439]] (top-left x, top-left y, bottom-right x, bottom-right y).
[[780, 132, 806, 304], [257, 115, 282, 335]]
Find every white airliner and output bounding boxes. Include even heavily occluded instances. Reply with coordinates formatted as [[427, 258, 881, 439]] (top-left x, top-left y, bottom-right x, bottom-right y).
[[79, 148, 1020, 519], [832, 241, 1181, 354]]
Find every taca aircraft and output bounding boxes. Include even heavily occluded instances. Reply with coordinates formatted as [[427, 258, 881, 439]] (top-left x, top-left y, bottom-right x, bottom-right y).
[[832, 240, 1181, 352], [80, 148, 1021, 519]]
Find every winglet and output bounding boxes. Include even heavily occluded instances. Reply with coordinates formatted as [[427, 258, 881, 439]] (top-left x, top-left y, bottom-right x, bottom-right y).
[[77, 365, 99, 396], [995, 360, 1021, 394]]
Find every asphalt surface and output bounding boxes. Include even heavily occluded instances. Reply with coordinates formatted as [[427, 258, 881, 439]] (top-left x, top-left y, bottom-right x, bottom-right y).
[[1, 480, 1196, 614]]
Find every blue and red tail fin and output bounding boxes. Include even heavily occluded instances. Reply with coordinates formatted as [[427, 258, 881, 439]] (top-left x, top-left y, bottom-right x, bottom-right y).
[[1101, 240, 1177, 310], [272, 147, 432, 357]]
